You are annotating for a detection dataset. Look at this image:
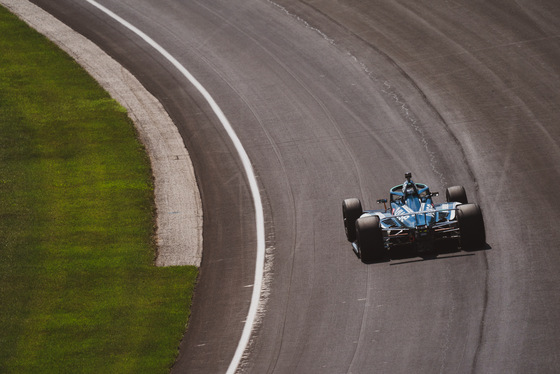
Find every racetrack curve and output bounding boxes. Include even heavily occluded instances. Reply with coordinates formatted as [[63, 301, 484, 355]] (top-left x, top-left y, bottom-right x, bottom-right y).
[[26, 0, 560, 373]]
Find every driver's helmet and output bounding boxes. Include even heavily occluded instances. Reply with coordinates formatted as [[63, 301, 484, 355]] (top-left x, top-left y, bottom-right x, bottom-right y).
[[403, 180, 417, 198]]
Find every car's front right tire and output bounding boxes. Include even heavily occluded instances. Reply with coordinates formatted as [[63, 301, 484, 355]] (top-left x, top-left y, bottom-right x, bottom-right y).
[[446, 185, 468, 204]]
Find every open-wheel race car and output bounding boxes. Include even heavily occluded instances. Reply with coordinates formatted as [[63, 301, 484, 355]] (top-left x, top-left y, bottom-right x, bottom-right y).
[[342, 172, 485, 263]]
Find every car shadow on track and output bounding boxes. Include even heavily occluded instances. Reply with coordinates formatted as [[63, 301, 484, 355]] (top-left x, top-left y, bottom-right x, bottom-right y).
[[376, 240, 492, 266]]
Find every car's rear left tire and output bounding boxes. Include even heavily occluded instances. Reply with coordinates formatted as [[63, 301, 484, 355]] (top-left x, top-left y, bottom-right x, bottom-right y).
[[356, 216, 384, 263], [457, 203, 486, 250], [343, 198, 362, 242]]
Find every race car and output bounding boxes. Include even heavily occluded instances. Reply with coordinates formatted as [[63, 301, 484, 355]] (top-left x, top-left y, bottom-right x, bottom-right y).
[[342, 172, 485, 263]]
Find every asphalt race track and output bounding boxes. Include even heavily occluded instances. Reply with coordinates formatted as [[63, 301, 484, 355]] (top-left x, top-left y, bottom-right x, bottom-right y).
[[27, 0, 560, 372]]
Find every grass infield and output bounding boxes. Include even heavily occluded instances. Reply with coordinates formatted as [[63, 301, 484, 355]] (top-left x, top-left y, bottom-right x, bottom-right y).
[[0, 6, 197, 373]]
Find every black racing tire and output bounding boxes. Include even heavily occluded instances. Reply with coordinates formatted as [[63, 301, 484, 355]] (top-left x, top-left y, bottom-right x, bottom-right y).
[[446, 185, 468, 204], [356, 216, 385, 263], [457, 203, 486, 250], [343, 198, 363, 242]]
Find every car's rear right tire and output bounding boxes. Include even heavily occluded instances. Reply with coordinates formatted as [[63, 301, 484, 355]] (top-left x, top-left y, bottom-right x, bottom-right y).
[[356, 216, 384, 263], [446, 185, 468, 204], [457, 203, 486, 250], [343, 198, 362, 242]]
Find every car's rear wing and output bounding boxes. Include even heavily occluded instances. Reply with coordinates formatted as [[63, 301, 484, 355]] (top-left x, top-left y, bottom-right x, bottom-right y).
[[376, 208, 458, 224], [383, 207, 456, 220]]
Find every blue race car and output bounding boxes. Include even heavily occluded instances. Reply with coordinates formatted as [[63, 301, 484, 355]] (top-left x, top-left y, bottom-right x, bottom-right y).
[[342, 172, 485, 263]]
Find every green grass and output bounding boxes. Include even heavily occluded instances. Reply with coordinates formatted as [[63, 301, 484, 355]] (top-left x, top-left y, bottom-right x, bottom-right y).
[[0, 6, 197, 373]]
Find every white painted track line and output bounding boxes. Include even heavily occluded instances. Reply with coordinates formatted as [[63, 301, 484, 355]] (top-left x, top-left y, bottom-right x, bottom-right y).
[[82, 1, 266, 372]]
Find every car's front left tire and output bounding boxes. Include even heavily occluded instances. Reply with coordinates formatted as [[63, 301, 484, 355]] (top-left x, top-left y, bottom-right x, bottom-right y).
[[343, 198, 362, 242]]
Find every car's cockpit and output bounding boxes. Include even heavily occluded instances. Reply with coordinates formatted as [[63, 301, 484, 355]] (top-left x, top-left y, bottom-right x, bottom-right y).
[[389, 173, 433, 210]]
